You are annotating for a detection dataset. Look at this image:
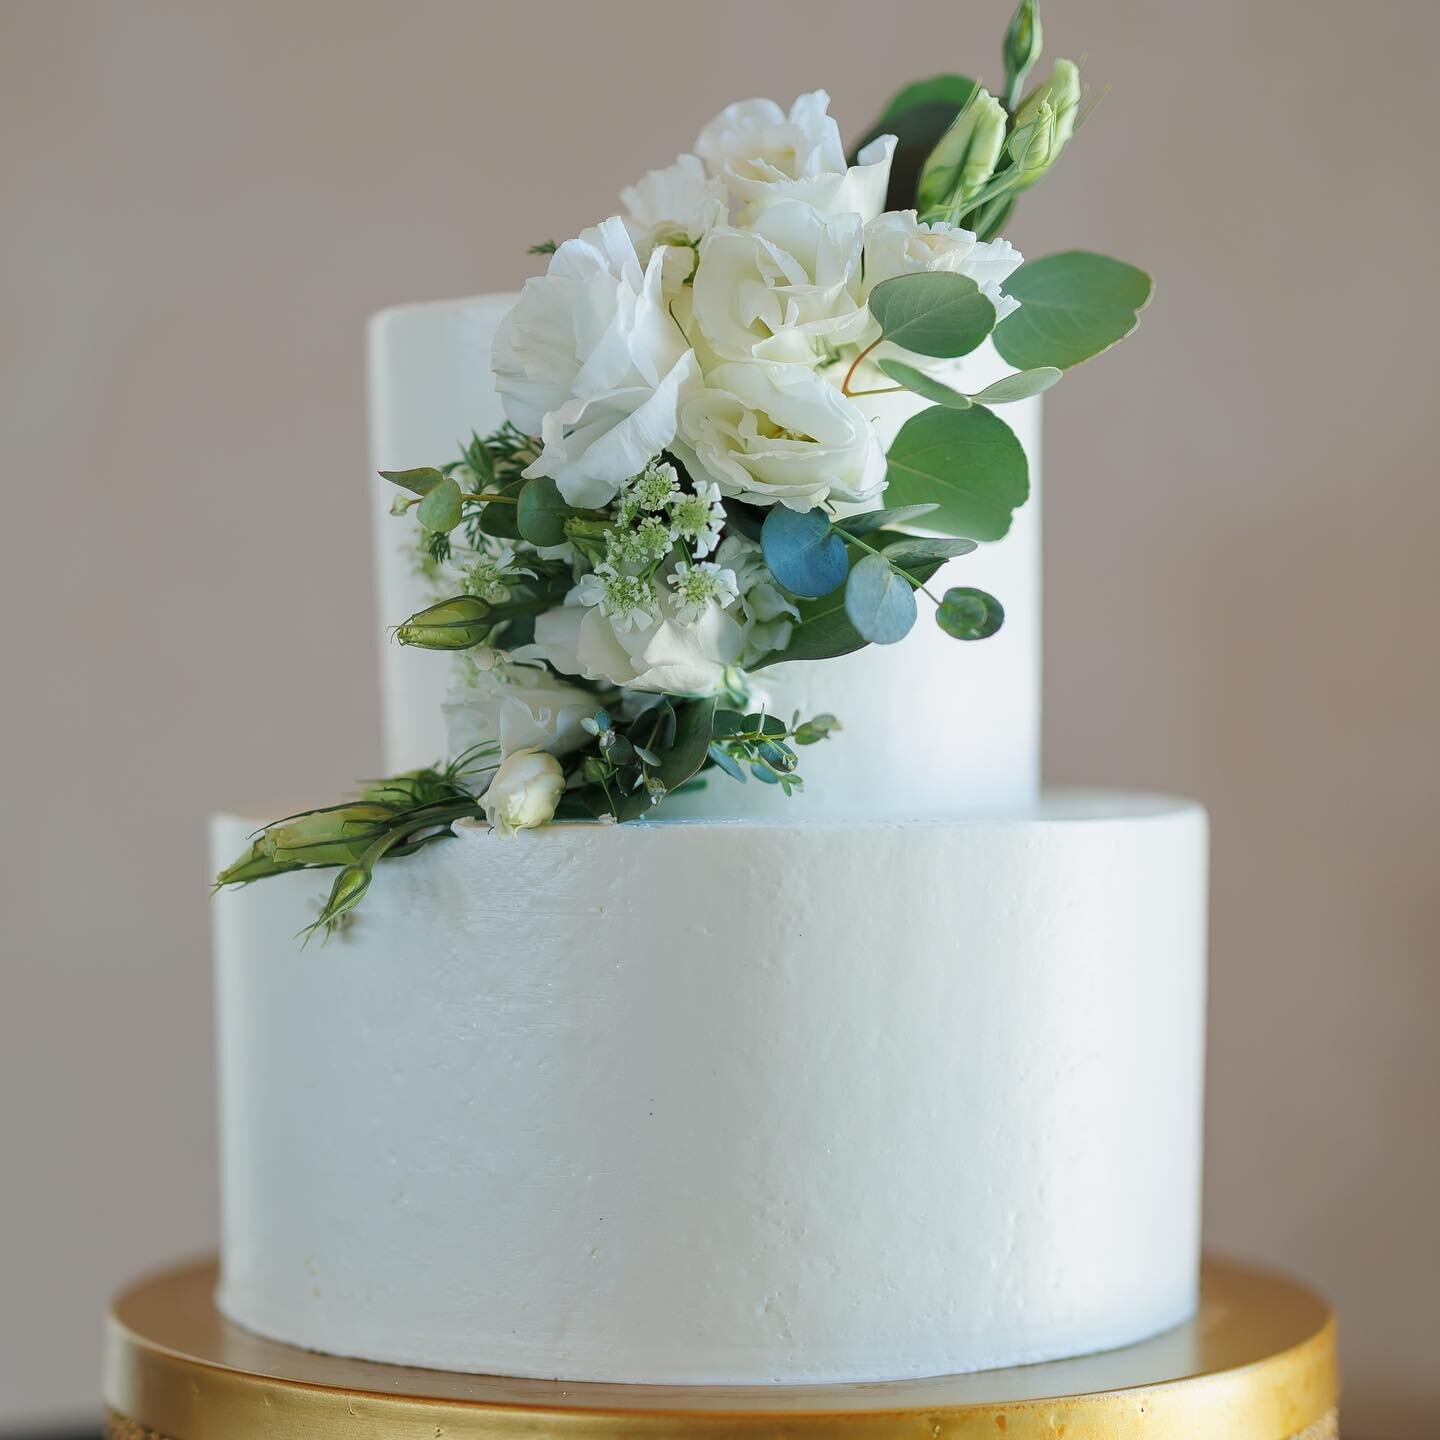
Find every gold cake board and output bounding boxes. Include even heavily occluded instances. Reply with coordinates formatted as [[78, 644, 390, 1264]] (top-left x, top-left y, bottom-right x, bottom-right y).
[[105, 1256, 1337, 1440]]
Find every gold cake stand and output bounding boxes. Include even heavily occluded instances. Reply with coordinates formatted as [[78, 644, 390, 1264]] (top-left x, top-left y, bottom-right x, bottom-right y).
[[105, 1256, 1337, 1440]]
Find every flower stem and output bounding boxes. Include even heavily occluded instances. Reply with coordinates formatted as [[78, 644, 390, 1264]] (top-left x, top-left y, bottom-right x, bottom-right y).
[[832, 524, 941, 606], [841, 338, 882, 397]]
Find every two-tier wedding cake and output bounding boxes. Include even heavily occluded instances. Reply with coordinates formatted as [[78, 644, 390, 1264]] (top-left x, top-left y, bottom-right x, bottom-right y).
[[209, 7, 1209, 1389]]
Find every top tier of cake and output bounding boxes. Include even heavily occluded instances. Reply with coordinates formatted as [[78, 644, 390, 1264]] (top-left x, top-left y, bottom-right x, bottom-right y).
[[368, 295, 1042, 819]]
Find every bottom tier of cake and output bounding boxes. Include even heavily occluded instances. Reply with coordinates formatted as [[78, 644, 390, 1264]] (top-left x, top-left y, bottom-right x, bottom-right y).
[[211, 792, 1207, 1384]]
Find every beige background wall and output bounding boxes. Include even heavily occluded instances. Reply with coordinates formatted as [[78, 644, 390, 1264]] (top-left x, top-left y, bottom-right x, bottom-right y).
[[2, 1, 1436, 1435]]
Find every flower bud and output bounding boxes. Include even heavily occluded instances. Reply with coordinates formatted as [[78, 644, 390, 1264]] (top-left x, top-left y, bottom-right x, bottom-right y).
[[917, 86, 1008, 216], [1008, 59, 1080, 191], [483, 748, 566, 837], [394, 594, 493, 650], [1003, 0, 1043, 109], [266, 803, 397, 867]]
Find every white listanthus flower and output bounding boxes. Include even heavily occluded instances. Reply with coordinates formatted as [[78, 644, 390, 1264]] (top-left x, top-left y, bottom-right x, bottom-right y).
[[695, 90, 896, 223], [483, 748, 566, 838], [532, 581, 743, 695], [492, 217, 700, 508], [715, 534, 801, 660], [573, 562, 658, 632], [667, 559, 740, 624], [675, 361, 886, 511], [692, 198, 868, 364], [667, 480, 726, 558], [443, 661, 594, 780], [860, 210, 1024, 323], [621, 153, 728, 256]]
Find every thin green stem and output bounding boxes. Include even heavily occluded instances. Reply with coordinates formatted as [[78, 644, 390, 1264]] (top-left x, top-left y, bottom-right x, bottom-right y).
[[832, 525, 941, 606]]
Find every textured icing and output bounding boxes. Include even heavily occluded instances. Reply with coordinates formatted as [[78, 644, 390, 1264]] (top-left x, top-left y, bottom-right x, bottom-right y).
[[214, 796, 1208, 1383], [366, 295, 1041, 818]]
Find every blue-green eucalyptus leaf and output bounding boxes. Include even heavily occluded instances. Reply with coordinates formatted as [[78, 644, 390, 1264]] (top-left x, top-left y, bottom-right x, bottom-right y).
[[937, 586, 1006, 640], [761, 505, 849, 598], [380, 466, 446, 496], [968, 367, 1062, 403], [516, 476, 576, 547], [417, 476, 463, 534], [841, 503, 941, 536], [877, 359, 973, 409], [844, 554, 918, 645]]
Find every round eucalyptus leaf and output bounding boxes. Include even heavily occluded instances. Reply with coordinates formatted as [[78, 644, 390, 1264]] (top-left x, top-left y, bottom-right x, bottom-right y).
[[884, 404, 1029, 541], [937, 585, 1005, 640], [416, 476, 463, 534], [761, 506, 850, 598], [992, 252, 1154, 370], [844, 554, 918, 645], [517, 476, 574, 547], [877, 359, 973, 408], [867, 272, 996, 358]]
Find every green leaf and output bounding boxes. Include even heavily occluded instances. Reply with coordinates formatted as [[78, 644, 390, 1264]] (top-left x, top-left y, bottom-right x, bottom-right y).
[[880, 535, 978, 571], [516, 476, 575, 547], [380, 466, 445, 496], [884, 404, 1029, 541], [992, 252, 1154, 370], [464, 433, 495, 487], [851, 83, 979, 211], [761, 506, 849, 598], [937, 585, 1006, 640], [876, 74, 980, 125], [794, 713, 841, 745], [417, 476, 463, 533], [844, 555, 918, 644], [476, 478, 525, 539], [706, 744, 747, 784], [616, 697, 718, 820], [867, 273, 996, 359], [841, 503, 941, 535], [394, 594, 493, 650], [968, 367, 1062, 403], [877, 359, 972, 409]]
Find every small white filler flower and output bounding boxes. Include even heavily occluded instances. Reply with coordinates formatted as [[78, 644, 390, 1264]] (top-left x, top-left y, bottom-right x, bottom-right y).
[[667, 560, 740, 625]]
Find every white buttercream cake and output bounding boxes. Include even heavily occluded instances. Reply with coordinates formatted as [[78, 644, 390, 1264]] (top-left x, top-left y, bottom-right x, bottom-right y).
[[209, 295, 1209, 1383]]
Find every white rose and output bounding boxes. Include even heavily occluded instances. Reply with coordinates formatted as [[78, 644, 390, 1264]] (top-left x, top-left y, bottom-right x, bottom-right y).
[[861, 210, 1024, 322], [442, 662, 595, 782], [621, 153, 728, 257], [695, 90, 896, 223], [533, 582, 742, 696], [675, 362, 886, 511], [482, 749, 566, 838], [492, 216, 700, 508], [691, 198, 868, 365]]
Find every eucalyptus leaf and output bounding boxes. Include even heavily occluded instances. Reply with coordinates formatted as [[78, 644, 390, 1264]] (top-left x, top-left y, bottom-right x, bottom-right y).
[[840, 503, 941, 536], [844, 554, 918, 644], [937, 585, 1006, 640], [417, 476, 463, 534], [867, 272, 996, 359], [877, 359, 972, 409], [706, 744, 747, 784], [477, 479, 525, 539], [968, 367, 1062, 403], [884, 404, 1029, 541], [880, 535, 978, 571], [993, 252, 1154, 370], [516, 476, 575, 547], [380, 466, 445, 496], [761, 505, 850, 598]]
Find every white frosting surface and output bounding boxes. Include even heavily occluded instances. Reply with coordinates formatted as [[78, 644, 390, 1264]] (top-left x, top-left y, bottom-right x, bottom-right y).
[[366, 295, 1041, 818], [214, 795, 1207, 1383]]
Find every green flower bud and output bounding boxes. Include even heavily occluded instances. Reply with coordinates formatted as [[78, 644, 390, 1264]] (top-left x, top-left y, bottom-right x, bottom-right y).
[[1008, 59, 1080, 191], [1002, 0, 1043, 109], [917, 86, 1008, 217], [394, 594, 493, 650], [214, 838, 305, 887], [265, 803, 398, 867]]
